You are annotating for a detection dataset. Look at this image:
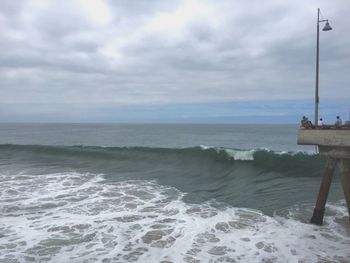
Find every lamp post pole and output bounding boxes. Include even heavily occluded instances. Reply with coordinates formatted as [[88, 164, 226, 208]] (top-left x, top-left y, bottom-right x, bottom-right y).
[[314, 8, 332, 127], [315, 8, 320, 127]]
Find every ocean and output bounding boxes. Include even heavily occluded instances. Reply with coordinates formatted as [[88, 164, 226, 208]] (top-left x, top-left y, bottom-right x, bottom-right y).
[[0, 123, 349, 262]]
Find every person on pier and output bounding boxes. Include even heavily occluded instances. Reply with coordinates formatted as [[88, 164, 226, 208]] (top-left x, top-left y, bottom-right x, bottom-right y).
[[318, 118, 324, 127], [335, 116, 342, 128], [301, 116, 313, 128]]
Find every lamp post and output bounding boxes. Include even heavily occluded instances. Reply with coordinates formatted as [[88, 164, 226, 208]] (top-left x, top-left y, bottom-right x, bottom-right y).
[[315, 8, 332, 127]]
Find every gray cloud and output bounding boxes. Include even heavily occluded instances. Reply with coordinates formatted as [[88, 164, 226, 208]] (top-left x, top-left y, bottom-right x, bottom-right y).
[[0, 0, 349, 121]]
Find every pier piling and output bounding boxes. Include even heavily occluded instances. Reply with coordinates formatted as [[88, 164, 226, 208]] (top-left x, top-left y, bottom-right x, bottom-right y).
[[298, 128, 350, 225], [339, 159, 350, 219], [310, 158, 337, 225]]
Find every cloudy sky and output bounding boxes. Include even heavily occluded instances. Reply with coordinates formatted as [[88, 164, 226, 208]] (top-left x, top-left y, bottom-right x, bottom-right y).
[[0, 0, 349, 123]]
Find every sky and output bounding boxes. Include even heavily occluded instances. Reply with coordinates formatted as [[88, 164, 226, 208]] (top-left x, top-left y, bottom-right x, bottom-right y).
[[0, 0, 349, 123]]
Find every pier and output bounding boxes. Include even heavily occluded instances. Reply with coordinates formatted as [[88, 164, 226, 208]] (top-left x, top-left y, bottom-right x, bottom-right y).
[[298, 128, 350, 225]]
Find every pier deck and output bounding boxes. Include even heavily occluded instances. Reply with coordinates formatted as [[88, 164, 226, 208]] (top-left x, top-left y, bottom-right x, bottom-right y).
[[298, 128, 350, 147]]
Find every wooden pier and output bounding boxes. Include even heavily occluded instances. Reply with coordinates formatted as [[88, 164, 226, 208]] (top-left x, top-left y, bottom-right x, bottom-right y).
[[298, 128, 350, 225]]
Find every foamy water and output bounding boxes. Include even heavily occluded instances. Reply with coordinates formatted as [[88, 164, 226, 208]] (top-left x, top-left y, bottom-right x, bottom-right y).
[[1, 172, 350, 262], [200, 145, 255, 160], [199, 145, 316, 162]]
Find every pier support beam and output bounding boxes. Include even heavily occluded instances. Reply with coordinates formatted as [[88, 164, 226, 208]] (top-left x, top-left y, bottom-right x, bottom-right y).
[[298, 128, 350, 225], [339, 159, 350, 220], [310, 158, 337, 225]]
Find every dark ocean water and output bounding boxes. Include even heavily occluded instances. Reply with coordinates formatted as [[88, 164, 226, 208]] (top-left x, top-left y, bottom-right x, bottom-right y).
[[0, 123, 349, 262]]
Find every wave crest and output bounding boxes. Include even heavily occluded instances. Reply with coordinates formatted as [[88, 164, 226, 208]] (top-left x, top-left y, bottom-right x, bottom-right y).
[[200, 145, 255, 161], [0, 143, 323, 166]]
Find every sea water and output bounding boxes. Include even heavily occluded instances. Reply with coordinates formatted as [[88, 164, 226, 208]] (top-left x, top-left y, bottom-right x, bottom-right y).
[[0, 123, 349, 262]]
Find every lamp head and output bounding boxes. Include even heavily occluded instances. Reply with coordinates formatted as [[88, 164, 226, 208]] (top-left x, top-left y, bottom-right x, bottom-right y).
[[322, 21, 332, 31]]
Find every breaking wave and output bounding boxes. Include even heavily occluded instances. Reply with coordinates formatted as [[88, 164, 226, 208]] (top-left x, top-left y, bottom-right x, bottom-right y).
[[0, 143, 323, 169]]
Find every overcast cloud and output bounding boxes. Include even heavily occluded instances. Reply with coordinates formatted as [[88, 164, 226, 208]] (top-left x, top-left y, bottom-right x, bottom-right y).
[[0, 0, 349, 122]]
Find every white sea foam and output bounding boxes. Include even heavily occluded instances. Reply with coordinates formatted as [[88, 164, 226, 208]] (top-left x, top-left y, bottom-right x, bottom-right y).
[[199, 145, 212, 150], [200, 145, 320, 161], [200, 145, 255, 161], [1, 172, 350, 262], [223, 148, 255, 161]]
